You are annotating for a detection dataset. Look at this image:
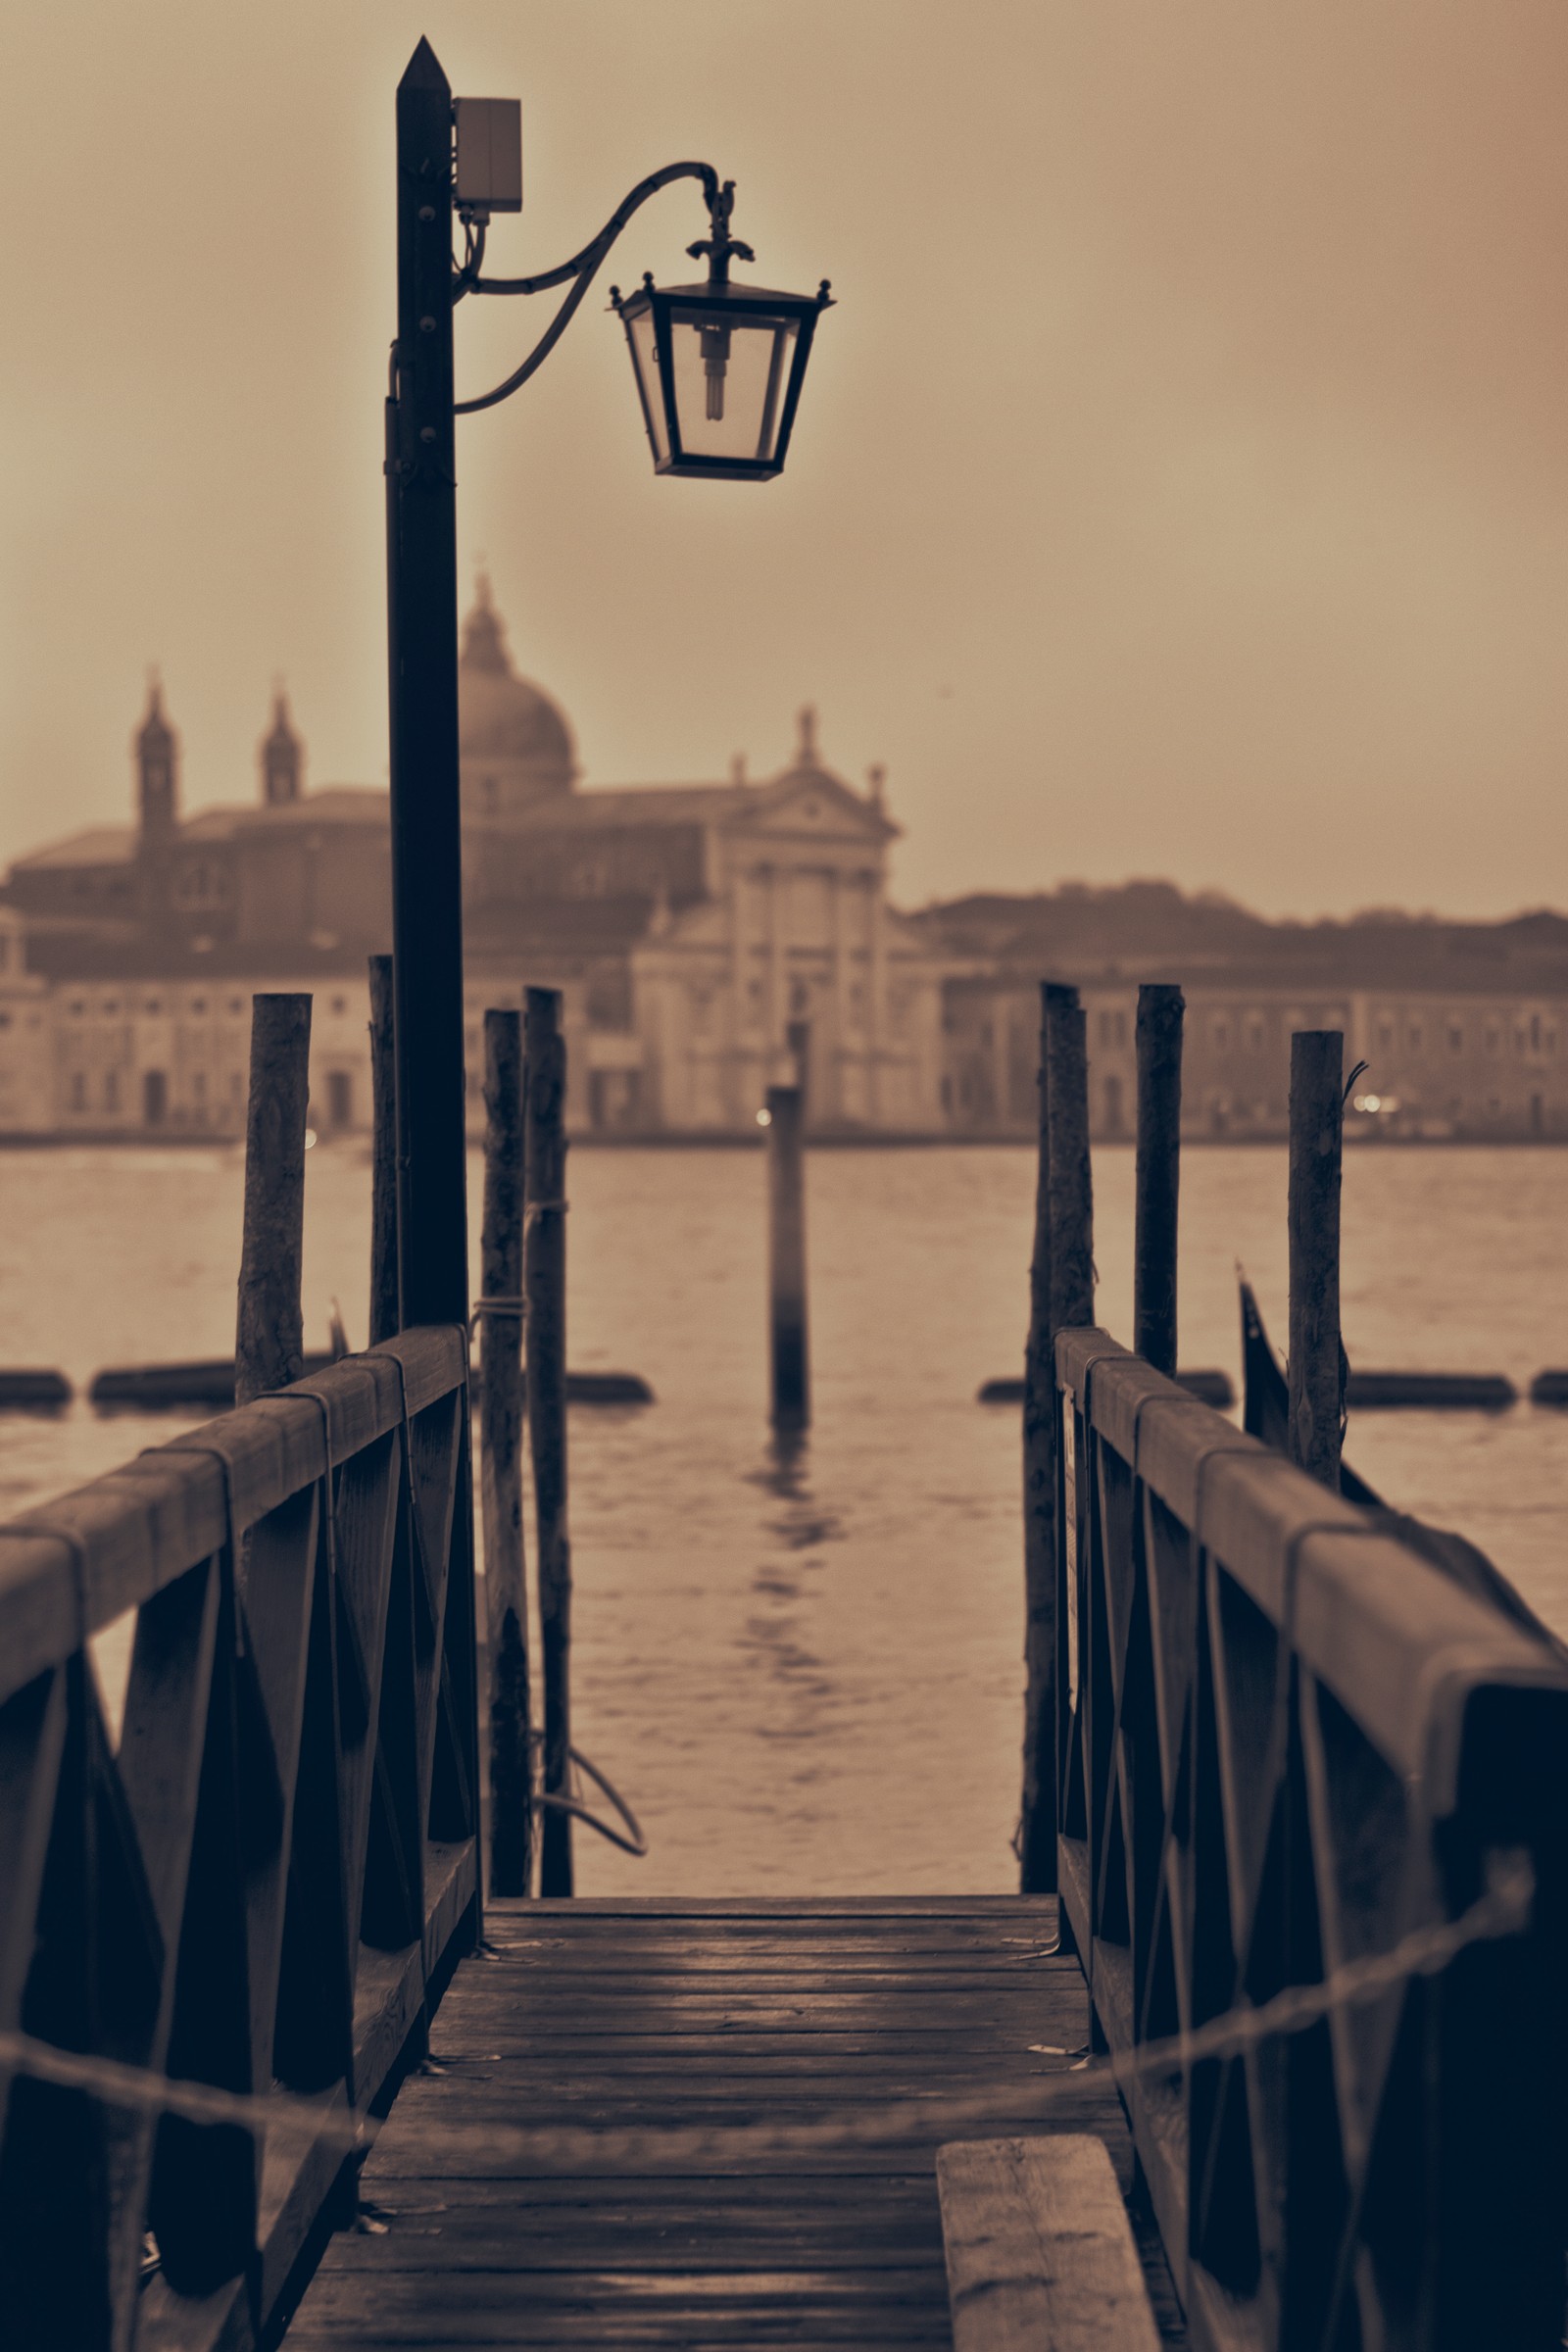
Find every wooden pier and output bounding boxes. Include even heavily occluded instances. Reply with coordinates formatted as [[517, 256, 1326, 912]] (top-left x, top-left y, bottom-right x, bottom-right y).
[[285, 1895, 1183, 2349]]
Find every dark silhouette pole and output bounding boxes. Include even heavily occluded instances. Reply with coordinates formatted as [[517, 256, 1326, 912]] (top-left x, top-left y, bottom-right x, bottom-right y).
[[1133, 983, 1184, 1377], [388, 39, 469, 1329]]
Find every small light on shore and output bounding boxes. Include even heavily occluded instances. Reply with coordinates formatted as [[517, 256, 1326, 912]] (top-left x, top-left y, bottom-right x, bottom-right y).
[[304, 1128, 318, 1150], [756, 1107, 771, 1127]]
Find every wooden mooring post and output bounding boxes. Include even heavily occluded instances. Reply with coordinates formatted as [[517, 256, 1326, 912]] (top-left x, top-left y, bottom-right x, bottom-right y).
[[767, 1084, 809, 1429], [1019, 982, 1059, 1893], [1133, 983, 1184, 1377], [1047, 990, 1095, 1335], [235, 994, 312, 1403], [1288, 1029, 1346, 1490], [1019, 983, 1094, 1893], [481, 1009, 532, 1897], [368, 953, 399, 1345], [525, 987, 572, 1897]]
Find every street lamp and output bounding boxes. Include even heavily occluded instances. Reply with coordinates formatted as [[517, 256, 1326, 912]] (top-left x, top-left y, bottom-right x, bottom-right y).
[[385, 38, 832, 1334]]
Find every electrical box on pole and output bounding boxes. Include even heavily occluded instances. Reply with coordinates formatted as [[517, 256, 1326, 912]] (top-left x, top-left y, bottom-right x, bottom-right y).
[[455, 97, 522, 217]]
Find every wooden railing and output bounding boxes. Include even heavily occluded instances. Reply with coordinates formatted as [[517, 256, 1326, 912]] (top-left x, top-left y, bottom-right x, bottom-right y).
[[0, 1329, 479, 2352], [1054, 1328, 1568, 2352]]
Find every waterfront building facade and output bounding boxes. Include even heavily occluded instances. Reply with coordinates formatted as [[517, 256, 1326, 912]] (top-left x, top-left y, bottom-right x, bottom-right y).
[[0, 590, 950, 1139], [930, 889, 1568, 1142]]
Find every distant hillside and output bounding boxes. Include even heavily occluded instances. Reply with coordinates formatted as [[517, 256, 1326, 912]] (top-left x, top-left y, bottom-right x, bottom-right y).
[[906, 884, 1568, 995]]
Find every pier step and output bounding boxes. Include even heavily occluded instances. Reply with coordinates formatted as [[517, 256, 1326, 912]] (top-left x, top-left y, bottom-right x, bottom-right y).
[[937, 2135, 1161, 2351]]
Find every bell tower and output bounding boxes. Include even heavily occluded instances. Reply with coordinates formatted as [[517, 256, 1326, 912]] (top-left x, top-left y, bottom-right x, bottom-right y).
[[135, 678, 178, 841], [261, 690, 303, 806]]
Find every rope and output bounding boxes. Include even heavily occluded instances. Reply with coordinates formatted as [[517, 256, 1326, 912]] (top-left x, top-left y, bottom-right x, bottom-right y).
[[527, 1736, 648, 1859], [0, 1850, 1530, 2170], [470, 1297, 527, 1327]]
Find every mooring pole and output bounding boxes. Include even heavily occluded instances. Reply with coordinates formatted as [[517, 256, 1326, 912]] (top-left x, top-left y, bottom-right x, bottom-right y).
[[368, 955, 399, 1346], [1133, 983, 1184, 1377], [1288, 1030, 1345, 1490], [1046, 988, 1095, 1335], [235, 995, 312, 1404], [525, 988, 573, 1897], [481, 1008, 532, 1897], [1018, 980, 1059, 1895], [388, 39, 468, 1332], [766, 1083, 809, 1428]]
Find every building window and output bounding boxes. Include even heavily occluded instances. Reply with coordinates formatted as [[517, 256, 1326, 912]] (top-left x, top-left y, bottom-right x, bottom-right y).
[[0, 1012, 11, 1032], [1531, 1012, 1543, 1054], [1408, 1023, 1422, 1054], [230, 1072, 244, 1102], [146, 998, 162, 1014], [1098, 1008, 1126, 1049], [103, 1000, 119, 1014], [1211, 1016, 1231, 1054], [69, 998, 84, 1016], [330, 996, 347, 1016], [69, 1071, 86, 1111], [191, 1070, 207, 1105], [104, 1070, 119, 1110], [191, 998, 207, 1015], [1378, 1018, 1395, 1053], [1447, 1023, 1463, 1054], [1487, 1023, 1501, 1054], [228, 998, 244, 1014], [1246, 1013, 1264, 1053]]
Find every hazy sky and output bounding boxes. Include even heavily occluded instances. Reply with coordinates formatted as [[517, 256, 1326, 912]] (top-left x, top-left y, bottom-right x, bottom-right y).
[[4, 2, 1567, 917]]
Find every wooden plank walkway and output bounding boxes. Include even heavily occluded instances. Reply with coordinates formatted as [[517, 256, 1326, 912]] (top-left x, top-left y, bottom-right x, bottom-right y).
[[284, 1896, 1185, 2349]]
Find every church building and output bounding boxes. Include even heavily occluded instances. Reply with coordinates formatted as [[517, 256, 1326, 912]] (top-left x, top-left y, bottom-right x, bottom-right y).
[[0, 589, 951, 1138]]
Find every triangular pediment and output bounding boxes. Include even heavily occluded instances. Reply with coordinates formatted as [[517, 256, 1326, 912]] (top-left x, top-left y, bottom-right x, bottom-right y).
[[731, 770, 895, 844]]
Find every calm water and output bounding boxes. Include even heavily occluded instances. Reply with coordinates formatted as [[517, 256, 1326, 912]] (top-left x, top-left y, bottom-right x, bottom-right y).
[[4, 1142, 1566, 1895]]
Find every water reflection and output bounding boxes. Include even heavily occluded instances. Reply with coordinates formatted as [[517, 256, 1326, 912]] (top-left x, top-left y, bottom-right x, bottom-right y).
[[739, 1430, 840, 1762]]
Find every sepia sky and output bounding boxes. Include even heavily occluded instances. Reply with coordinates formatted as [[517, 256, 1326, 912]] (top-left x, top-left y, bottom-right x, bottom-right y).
[[4, 1, 1567, 918]]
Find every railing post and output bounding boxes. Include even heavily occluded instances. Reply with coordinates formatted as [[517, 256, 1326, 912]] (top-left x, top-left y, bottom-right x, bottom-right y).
[[1133, 983, 1183, 1378], [368, 954, 399, 1347], [235, 995, 312, 1403], [766, 1083, 809, 1429], [1287, 1030, 1344, 1490], [481, 1009, 532, 1898], [1019, 980, 1058, 1893], [525, 988, 573, 1897]]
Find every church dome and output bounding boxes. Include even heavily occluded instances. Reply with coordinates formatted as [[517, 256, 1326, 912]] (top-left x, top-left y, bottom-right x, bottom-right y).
[[459, 582, 576, 790]]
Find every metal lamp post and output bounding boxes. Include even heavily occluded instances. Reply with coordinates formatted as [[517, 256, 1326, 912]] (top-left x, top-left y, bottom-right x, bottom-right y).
[[385, 36, 831, 1328]]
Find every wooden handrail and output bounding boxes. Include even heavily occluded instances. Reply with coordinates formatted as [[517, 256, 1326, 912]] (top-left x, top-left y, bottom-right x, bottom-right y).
[[0, 1328, 478, 2352], [0, 1329, 466, 1703], [1054, 1326, 1568, 2352]]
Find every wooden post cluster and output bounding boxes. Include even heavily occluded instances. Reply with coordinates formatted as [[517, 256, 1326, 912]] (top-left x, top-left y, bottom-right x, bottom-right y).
[[1133, 984, 1184, 1379], [766, 1084, 809, 1428], [525, 988, 573, 1897], [235, 995, 312, 1404], [1288, 1030, 1346, 1490], [1018, 982, 1095, 1894], [368, 955, 400, 1348], [481, 1010, 532, 1897]]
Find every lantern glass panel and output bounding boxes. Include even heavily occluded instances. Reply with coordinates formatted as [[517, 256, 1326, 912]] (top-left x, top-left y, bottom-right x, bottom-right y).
[[626, 307, 668, 465], [668, 307, 801, 466]]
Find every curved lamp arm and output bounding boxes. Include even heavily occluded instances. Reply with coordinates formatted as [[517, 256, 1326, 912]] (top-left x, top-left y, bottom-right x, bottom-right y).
[[453, 159, 721, 417]]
